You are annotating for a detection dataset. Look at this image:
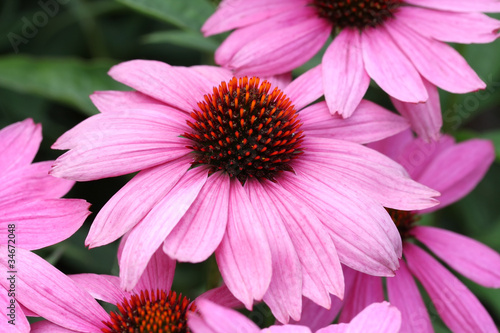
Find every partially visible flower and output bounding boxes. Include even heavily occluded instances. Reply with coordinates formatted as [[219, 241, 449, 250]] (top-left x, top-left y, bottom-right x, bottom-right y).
[[2, 246, 234, 332], [50, 61, 439, 323], [0, 119, 90, 333], [294, 130, 500, 333], [189, 299, 401, 333], [203, 0, 499, 120]]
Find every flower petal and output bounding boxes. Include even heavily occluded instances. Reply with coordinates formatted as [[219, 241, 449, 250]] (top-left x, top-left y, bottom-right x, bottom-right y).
[[301, 101, 409, 144], [0, 247, 108, 332], [134, 246, 176, 292], [412, 226, 500, 288], [385, 19, 485, 94], [246, 179, 303, 323], [0, 199, 90, 250], [86, 156, 190, 248], [266, 325, 312, 333], [405, 243, 497, 333], [163, 172, 230, 263], [1, 289, 29, 333], [341, 302, 401, 333], [361, 27, 427, 103], [215, 179, 272, 309], [387, 259, 433, 333], [323, 28, 370, 118], [290, 295, 343, 332], [119, 167, 207, 290], [283, 65, 323, 111], [0, 119, 41, 173], [69, 274, 127, 305], [403, 0, 500, 12], [197, 284, 244, 309], [31, 321, 76, 333]]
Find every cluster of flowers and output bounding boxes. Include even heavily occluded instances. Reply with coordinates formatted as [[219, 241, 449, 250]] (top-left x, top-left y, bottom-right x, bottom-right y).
[[2, 1, 500, 332]]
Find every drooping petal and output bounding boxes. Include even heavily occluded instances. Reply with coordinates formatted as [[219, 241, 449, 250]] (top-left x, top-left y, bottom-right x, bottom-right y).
[[0, 199, 90, 250], [0, 247, 108, 332], [51, 110, 189, 181], [134, 247, 176, 292], [1, 289, 29, 333], [387, 259, 433, 333], [246, 179, 303, 323], [397, 7, 500, 44], [0, 119, 41, 173], [335, 302, 401, 333], [361, 27, 427, 103], [412, 226, 500, 288], [405, 243, 497, 333], [188, 299, 260, 333], [403, 0, 500, 12], [366, 129, 414, 162], [323, 28, 370, 118], [415, 139, 494, 213], [197, 284, 244, 309], [279, 171, 400, 276], [283, 65, 323, 111], [163, 172, 230, 263], [119, 167, 207, 290], [338, 268, 384, 323], [69, 274, 127, 305], [90, 90, 164, 111], [290, 295, 343, 332], [301, 101, 409, 144], [385, 19, 485, 94], [264, 181, 344, 309], [391, 79, 442, 142], [86, 156, 191, 248], [215, 179, 272, 309]]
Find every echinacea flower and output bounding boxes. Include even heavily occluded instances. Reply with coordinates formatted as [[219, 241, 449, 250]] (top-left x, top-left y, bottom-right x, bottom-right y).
[[189, 299, 401, 333], [50, 60, 439, 323], [294, 130, 499, 332], [0, 119, 90, 333], [1, 246, 234, 332], [202, 0, 500, 119]]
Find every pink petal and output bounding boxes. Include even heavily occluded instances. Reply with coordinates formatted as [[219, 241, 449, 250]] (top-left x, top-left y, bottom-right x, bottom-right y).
[[290, 295, 343, 332], [246, 179, 303, 323], [228, 18, 331, 76], [398, 7, 500, 44], [263, 180, 344, 309], [301, 100, 409, 144], [404, 0, 500, 12], [163, 172, 230, 263], [197, 284, 244, 309], [323, 28, 370, 118], [69, 274, 127, 305], [338, 268, 384, 323], [0, 161, 74, 205], [31, 321, 76, 332], [279, 171, 401, 276], [300, 137, 440, 210], [387, 259, 433, 333], [405, 243, 497, 332], [108, 60, 216, 112], [51, 110, 189, 181], [190, 65, 234, 84], [0, 119, 41, 173], [188, 299, 260, 333], [90, 90, 164, 112], [134, 246, 176, 292], [0, 199, 90, 250], [119, 167, 207, 290], [386, 19, 486, 94], [415, 139, 494, 213], [391, 79, 442, 142], [339, 302, 401, 333], [201, 0, 308, 36], [361, 27, 427, 103], [1, 289, 29, 333], [215, 179, 272, 309], [86, 156, 190, 248], [267, 325, 312, 333], [0, 247, 108, 332], [366, 129, 414, 162], [283, 65, 323, 111], [412, 226, 500, 288]]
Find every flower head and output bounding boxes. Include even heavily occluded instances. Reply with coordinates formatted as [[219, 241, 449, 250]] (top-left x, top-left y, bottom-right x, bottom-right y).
[[203, 0, 500, 132], [51, 61, 439, 323]]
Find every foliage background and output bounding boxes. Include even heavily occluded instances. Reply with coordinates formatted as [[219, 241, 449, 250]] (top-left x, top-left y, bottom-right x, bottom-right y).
[[1, 0, 499, 330]]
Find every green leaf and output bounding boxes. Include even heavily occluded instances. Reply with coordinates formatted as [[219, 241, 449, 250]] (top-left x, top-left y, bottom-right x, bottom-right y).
[[0, 55, 127, 115], [116, 0, 215, 31], [143, 30, 219, 53]]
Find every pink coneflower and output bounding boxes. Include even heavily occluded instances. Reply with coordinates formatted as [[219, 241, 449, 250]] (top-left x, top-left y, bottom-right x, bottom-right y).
[[203, 0, 499, 119], [189, 299, 401, 333], [51, 61, 439, 323], [0, 119, 90, 333], [1, 246, 234, 332], [295, 130, 499, 332]]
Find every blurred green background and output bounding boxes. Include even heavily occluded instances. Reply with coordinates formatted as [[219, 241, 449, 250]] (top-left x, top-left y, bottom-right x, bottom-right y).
[[0, 0, 499, 331]]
